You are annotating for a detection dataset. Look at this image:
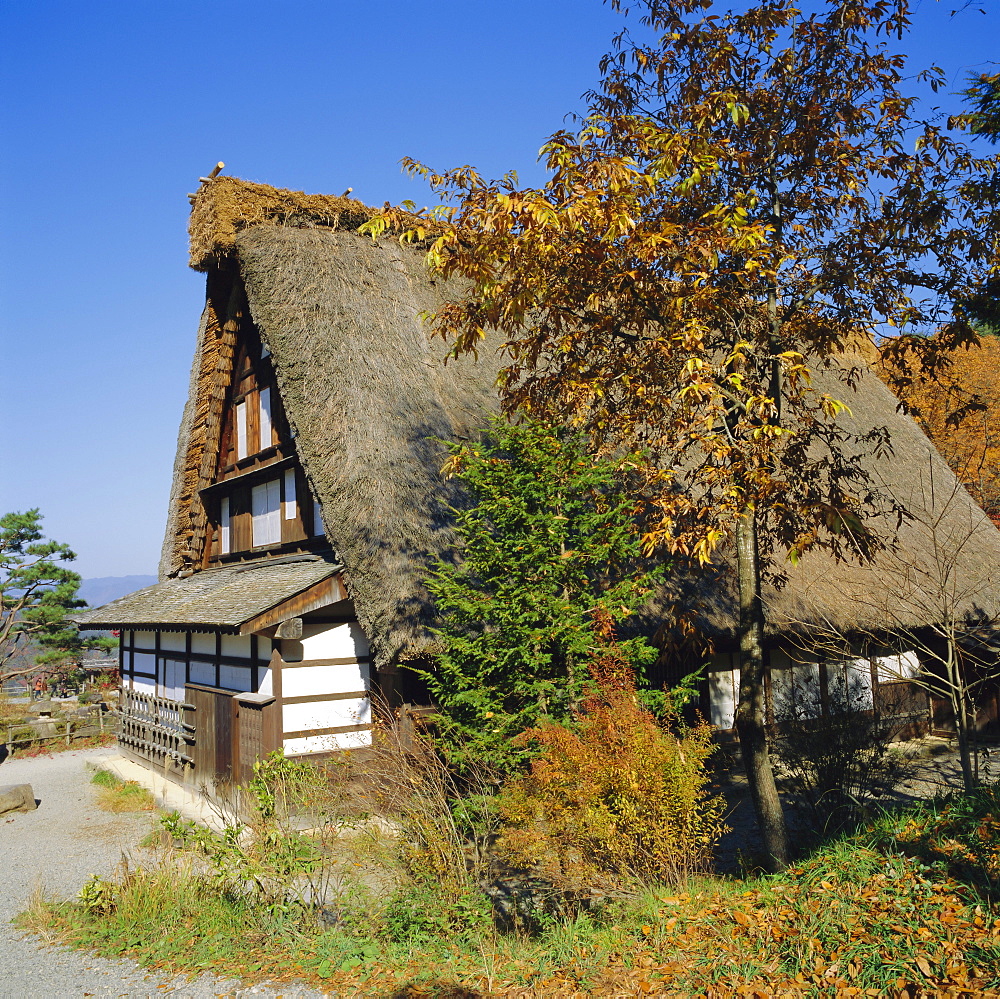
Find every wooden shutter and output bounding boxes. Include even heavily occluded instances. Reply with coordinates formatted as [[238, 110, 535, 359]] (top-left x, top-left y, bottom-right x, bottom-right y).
[[259, 387, 273, 449], [252, 479, 281, 546]]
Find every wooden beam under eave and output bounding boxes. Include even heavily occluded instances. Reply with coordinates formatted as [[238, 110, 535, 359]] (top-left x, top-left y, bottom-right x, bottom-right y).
[[238, 573, 346, 635]]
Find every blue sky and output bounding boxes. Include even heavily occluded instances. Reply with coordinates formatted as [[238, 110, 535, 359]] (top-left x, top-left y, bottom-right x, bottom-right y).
[[1, 0, 997, 579]]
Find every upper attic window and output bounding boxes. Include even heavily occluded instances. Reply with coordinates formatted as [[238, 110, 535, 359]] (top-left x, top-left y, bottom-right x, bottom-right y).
[[218, 332, 288, 471]]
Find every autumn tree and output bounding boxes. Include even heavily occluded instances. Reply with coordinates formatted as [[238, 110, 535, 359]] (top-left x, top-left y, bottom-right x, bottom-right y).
[[882, 68, 1000, 521], [367, 0, 999, 869], [956, 70, 1000, 333], [883, 336, 1000, 525], [0, 509, 91, 682]]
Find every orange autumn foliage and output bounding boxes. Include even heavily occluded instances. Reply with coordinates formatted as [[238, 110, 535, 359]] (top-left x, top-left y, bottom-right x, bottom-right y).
[[496, 654, 725, 894], [883, 335, 1000, 527]]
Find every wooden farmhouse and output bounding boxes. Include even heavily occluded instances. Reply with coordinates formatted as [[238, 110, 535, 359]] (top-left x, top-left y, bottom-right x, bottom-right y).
[[76, 173, 1000, 790]]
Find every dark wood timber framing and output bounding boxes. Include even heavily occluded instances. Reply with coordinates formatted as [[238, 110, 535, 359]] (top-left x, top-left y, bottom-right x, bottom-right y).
[[284, 723, 372, 740], [238, 575, 347, 634]]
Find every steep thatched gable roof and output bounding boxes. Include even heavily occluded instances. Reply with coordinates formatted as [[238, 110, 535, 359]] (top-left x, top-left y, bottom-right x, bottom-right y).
[[669, 357, 1000, 641], [157, 175, 1000, 668], [160, 178, 504, 668], [235, 225, 504, 662]]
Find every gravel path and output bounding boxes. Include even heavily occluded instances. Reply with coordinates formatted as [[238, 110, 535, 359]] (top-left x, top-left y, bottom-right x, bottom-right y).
[[0, 747, 328, 999]]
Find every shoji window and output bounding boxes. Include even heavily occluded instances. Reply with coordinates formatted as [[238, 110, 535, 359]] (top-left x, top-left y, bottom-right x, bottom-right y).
[[259, 387, 273, 450], [283, 468, 297, 520], [236, 401, 248, 460], [219, 496, 231, 554], [251, 479, 281, 546]]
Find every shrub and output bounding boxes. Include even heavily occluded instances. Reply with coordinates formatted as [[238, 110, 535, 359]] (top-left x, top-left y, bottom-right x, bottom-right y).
[[496, 654, 725, 895], [773, 682, 919, 835]]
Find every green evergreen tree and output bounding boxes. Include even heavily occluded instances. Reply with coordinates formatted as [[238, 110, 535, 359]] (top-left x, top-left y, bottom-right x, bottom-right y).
[[0, 509, 93, 680], [423, 418, 666, 779]]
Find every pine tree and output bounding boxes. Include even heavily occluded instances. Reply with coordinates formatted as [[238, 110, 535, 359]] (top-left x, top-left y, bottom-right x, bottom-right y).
[[424, 418, 665, 780], [0, 509, 91, 680]]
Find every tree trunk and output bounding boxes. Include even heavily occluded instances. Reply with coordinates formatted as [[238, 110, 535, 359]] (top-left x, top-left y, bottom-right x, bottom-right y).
[[946, 642, 977, 791], [946, 652, 978, 791], [734, 506, 789, 871]]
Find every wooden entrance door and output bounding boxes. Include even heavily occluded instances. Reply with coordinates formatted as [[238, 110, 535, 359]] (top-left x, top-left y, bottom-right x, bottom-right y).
[[186, 683, 237, 785]]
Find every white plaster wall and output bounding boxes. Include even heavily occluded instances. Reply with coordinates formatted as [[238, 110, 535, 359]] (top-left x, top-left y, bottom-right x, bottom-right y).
[[772, 661, 822, 720], [281, 661, 370, 698], [221, 634, 253, 659], [133, 631, 156, 651], [283, 698, 371, 734], [191, 633, 216, 655], [218, 664, 253, 691], [258, 667, 273, 696], [709, 669, 740, 729], [189, 662, 216, 686], [131, 675, 155, 693], [132, 652, 156, 676], [258, 636, 272, 659], [160, 659, 186, 701], [876, 650, 921, 683], [299, 622, 369, 662], [159, 632, 186, 653], [829, 658, 875, 710]]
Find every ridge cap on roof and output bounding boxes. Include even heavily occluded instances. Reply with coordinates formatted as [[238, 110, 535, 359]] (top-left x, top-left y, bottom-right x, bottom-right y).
[[188, 174, 433, 272]]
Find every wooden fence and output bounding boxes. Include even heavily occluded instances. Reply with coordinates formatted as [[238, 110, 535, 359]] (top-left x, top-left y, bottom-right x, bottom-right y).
[[4, 711, 108, 753], [117, 687, 195, 767], [115, 684, 279, 787]]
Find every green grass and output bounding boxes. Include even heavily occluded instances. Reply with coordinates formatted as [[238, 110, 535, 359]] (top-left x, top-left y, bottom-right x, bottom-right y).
[[21, 785, 1000, 996], [89, 769, 155, 813]]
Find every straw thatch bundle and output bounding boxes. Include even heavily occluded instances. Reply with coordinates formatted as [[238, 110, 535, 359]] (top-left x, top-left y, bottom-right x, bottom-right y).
[[189, 175, 379, 270]]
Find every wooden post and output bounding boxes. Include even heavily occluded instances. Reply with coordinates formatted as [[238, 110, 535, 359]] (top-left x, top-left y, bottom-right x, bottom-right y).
[[269, 648, 283, 754]]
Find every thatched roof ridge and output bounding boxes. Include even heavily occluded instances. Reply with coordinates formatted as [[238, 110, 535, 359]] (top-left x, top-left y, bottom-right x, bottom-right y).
[[233, 225, 504, 666], [189, 176, 398, 271]]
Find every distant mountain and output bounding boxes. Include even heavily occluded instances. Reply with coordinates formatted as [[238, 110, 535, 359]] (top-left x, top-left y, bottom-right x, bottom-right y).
[[78, 575, 157, 609]]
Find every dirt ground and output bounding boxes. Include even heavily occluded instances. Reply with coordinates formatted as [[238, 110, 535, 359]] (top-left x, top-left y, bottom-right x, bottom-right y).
[[714, 733, 992, 871]]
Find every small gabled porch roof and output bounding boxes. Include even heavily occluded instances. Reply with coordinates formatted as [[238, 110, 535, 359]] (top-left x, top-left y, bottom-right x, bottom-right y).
[[73, 554, 344, 634]]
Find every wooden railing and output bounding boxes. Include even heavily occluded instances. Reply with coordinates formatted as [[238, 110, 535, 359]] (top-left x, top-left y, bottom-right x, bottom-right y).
[[117, 688, 195, 767]]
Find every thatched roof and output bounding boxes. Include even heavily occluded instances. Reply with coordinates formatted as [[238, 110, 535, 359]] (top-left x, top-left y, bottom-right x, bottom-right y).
[[666, 357, 1000, 643], [155, 174, 1000, 667], [75, 555, 340, 631], [159, 177, 504, 668], [235, 224, 504, 663], [188, 176, 378, 271]]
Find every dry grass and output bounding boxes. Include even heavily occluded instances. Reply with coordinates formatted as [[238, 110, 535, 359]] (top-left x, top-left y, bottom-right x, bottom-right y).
[[90, 770, 155, 813]]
